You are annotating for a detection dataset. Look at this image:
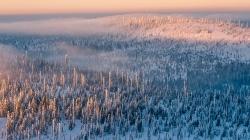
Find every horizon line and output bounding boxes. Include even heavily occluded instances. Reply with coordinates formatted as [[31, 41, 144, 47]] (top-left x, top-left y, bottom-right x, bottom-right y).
[[1, 9, 250, 16]]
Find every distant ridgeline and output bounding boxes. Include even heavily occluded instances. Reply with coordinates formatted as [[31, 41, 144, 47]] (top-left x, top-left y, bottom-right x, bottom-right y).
[[0, 15, 250, 139]]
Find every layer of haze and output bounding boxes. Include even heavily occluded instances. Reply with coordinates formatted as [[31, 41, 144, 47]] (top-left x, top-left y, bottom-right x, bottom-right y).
[[1, 0, 250, 15], [0, 44, 21, 78]]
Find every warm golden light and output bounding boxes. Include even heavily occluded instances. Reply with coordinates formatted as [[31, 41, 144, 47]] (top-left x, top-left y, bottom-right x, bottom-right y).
[[0, 0, 250, 15]]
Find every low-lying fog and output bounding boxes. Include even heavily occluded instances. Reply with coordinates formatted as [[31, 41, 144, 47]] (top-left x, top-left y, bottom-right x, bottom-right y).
[[0, 44, 21, 78], [0, 18, 121, 35], [0, 13, 249, 76], [0, 12, 249, 35], [49, 43, 132, 72]]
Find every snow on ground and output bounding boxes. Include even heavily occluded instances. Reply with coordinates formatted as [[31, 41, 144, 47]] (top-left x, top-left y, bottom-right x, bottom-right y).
[[0, 118, 6, 140], [0, 14, 249, 42], [0, 14, 250, 140], [0, 14, 249, 62]]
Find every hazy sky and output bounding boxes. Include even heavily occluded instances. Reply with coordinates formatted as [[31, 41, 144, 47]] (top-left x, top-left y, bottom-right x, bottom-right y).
[[0, 0, 250, 15]]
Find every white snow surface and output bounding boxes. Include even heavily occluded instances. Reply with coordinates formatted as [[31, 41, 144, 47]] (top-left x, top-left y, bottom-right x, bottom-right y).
[[0, 14, 249, 42], [0, 15, 249, 62], [0, 14, 250, 140], [0, 118, 6, 140]]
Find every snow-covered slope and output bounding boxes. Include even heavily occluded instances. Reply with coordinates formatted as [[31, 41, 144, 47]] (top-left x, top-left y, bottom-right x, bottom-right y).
[[0, 14, 249, 42], [0, 14, 249, 61], [0, 14, 250, 140]]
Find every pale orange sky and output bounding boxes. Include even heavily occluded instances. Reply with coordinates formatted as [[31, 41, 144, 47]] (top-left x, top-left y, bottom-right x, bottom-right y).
[[0, 0, 250, 15]]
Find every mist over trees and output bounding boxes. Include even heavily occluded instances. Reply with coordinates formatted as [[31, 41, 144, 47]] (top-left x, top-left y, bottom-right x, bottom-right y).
[[0, 15, 249, 139]]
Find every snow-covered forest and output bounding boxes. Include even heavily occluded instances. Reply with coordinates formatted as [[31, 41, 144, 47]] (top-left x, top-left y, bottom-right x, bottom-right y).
[[0, 15, 250, 139]]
